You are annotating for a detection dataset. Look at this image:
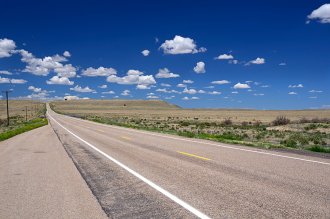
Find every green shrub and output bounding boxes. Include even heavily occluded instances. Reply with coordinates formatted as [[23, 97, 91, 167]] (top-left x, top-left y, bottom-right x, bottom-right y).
[[281, 139, 297, 148], [273, 116, 290, 126], [0, 118, 48, 141], [308, 146, 330, 153], [178, 131, 195, 138], [179, 121, 191, 126], [304, 124, 318, 130], [222, 118, 233, 126], [308, 133, 326, 145]]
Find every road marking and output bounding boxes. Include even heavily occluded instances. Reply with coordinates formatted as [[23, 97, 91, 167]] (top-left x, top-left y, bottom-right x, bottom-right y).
[[55, 112, 330, 166], [121, 136, 132, 140], [47, 113, 211, 219], [177, 151, 211, 161]]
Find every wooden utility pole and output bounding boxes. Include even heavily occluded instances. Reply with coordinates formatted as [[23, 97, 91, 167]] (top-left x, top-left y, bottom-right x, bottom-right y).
[[25, 106, 28, 122], [2, 90, 11, 126], [2, 90, 12, 126]]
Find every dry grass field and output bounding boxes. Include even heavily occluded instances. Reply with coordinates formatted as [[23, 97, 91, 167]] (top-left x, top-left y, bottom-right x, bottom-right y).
[[0, 100, 45, 119], [51, 100, 330, 153], [51, 99, 330, 123], [0, 100, 46, 133]]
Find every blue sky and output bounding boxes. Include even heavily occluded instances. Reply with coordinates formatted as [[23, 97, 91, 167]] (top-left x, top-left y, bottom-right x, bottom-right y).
[[0, 0, 329, 109]]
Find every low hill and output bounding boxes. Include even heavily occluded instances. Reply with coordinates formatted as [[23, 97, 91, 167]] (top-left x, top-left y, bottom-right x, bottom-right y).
[[50, 99, 181, 112]]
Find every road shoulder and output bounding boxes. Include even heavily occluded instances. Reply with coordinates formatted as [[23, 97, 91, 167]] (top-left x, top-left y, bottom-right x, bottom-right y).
[[0, 124, 107, 219]]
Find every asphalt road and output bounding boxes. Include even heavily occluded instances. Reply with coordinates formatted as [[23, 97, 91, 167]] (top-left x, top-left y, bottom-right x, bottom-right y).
[[45, 105, 330, 218]]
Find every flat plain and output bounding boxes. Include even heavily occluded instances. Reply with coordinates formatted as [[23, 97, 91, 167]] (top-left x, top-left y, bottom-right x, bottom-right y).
[[50, 99, 330, 153]]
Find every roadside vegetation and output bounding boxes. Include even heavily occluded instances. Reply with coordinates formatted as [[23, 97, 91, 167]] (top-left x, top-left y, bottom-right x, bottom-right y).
[[50, 100, 330, 153], [0, 102, 48, 141]]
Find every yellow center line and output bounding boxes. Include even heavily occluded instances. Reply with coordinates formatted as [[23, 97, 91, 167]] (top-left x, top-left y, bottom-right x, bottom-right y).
[[121, 136, 132, 140], [177, 151, 211, 161]]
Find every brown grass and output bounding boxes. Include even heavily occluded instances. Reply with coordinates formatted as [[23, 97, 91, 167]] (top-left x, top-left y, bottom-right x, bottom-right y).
[[50, 99, 330, 124], [0, 100, 44, 120], [50, 100, 330, 152]]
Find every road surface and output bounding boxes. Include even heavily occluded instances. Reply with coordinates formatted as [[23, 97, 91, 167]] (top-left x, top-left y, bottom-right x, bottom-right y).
[[1, 105, 330, 218], [0, 121, 107, 219], [46, 105, 330, 218]]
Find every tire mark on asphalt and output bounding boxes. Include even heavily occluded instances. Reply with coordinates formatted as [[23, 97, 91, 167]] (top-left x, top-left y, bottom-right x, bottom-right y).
[[50, 119, 193, 219]]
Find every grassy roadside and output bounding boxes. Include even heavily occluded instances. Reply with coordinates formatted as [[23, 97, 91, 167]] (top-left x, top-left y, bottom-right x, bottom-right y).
[[88, 117, 283, 149], [49, 105, 330, 154], [89, 118, 330, 153], [0, 103, 48, 141], [0, 118, 48, 141]]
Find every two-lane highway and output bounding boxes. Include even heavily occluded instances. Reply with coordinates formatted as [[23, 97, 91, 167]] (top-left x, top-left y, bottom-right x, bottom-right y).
[[47, 105, 330, 218]]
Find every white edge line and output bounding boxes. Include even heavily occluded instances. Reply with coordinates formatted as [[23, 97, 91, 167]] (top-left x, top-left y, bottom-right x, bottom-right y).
[[48, 113, 211, 219], [54, 112, 330, 166]]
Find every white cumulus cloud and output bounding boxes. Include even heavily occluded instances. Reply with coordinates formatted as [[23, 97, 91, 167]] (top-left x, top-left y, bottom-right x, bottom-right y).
[[10, 79, 27, 84], [101, 90, 115, 94], [0, 38, 16, 58], [0, 70, 13, 75], [156, 88, 181, 94], [136, 84, 151, 90], [70, 85, 95, 93], [141, 50, 150, 56], [183, 88, 198, 95], [46, 76, 74, 85], [177, 83, 187, 88], [215, 54, 233, 60], [54, 64, 76, 78], [228, 60, 239, 64], [147, 95, 159, 99], [288, 92, 297, 95], [309, 90, 323, 93], [0, 76, 27, 84], [155, 68, 180, 78], [288, 84, 303, 88], [28, 86, 42, 93], [121, 90, 130, 96], [246, 57, 265, 65], [211, 80, 230, 85], [253, 93, 265, 96], [82, 67, 117, 77], [233, 83, 250, 89], [307, 4, 330, 23], [63, 51, 71, 57], [209, 91, 221, 95], [19, 49, 70, 76], [182, 96, 199, 100], [160, 83, 171, 87], [0, 77, 10, 83], [183, 80, 194, 84], [107, 69, 156, 89], [160, 35, 206, 54], [193, 61, 206, 74]]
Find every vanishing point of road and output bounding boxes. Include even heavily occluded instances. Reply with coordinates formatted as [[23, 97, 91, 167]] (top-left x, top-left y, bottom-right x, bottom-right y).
[[1, 104, 329, 218]]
